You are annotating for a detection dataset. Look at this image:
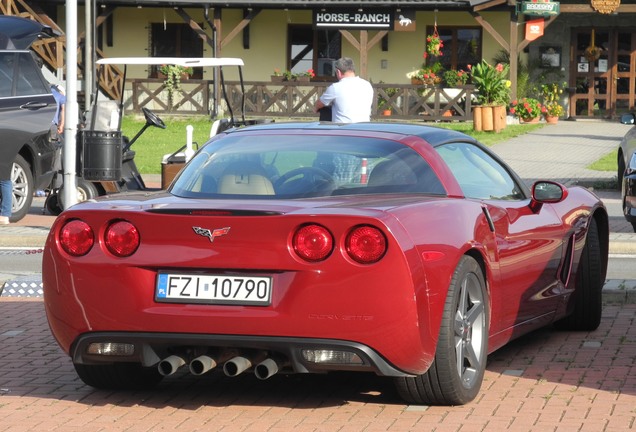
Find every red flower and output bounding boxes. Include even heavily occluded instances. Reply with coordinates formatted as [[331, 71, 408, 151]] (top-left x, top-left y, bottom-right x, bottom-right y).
[[467, 64, 472, 70], [495, 63, 504, 72]]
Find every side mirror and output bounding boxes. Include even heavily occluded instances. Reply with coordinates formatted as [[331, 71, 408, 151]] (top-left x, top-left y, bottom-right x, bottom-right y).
[[620, 113, 635, 125], [530, 181, 568, 212]]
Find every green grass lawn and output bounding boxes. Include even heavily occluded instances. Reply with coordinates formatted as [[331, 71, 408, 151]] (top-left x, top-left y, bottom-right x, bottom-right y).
[[119, 115, 545, 174], [587, 148, 617, 172], [121, 115, 214, 174]]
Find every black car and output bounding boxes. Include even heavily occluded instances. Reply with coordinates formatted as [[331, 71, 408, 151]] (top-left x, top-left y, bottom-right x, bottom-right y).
[[618, 113, 636, 232], [0, 16, 60, 222]]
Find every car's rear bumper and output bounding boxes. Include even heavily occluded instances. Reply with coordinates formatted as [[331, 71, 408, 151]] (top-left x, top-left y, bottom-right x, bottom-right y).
[[70, 331, 415, 378]]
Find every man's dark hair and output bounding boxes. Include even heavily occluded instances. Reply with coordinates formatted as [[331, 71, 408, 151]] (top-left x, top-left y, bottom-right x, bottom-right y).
[[335, 57, 356, 74]]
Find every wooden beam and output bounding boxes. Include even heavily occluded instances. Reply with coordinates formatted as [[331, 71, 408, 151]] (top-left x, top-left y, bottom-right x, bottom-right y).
[[509, 12, 518, 101], [340, 30, 360, 51], [220, 9, 261, 50], [175, 7, 215, 49], [368, 30, 388, 51], [338, 30, 387, 79], [471, 11, 510, 52]]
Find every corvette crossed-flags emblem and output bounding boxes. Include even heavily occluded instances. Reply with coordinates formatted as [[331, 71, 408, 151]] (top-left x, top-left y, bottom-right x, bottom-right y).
[[192, 226, 231, 242]]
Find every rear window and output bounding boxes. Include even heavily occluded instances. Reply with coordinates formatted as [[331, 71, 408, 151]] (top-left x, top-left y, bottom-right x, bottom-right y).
[[170, 134, 446, 199], [0, 51, 50, 97]]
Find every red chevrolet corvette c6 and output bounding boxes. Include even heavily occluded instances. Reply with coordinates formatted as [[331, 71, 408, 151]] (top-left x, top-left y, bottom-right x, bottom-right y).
[[42, 122, 609, 405]]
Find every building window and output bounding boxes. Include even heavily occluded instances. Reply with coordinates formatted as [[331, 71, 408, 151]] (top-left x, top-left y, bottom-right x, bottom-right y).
[[425, 26, 481, 71], [150, 23, 203, 79], [288, 25, 341, 79]]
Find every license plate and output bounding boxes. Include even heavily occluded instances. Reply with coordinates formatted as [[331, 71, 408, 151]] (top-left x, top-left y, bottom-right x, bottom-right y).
[[155, 273, 272, 305]]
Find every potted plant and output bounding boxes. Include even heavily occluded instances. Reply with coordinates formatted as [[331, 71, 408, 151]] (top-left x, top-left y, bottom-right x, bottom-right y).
[[282, 70, 297, 81], [271, 68, 284, 82], [377, 85, 399, 116], [158, 64, 193, 97], [542, 102, 564, 124], [470, 60, 511, 132], [510, 98, 543, 123], [539, 81, 566, 123], [296, 68, 315, 82], [407, 62, 443, 86], [443, 69, 470, 88]]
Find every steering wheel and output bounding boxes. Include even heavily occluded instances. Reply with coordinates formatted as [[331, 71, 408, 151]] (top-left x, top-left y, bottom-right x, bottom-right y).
[[274, 167, 336, 196], [142, 107, 166, 129]]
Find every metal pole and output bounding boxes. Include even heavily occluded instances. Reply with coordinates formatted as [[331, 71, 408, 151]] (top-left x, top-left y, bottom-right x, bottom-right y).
[[84, 0, 93, 111], [63, 0, 79, 209]]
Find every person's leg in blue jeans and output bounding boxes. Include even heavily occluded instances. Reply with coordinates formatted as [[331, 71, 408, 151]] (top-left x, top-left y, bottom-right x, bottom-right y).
[[0, 179, 12, 224]]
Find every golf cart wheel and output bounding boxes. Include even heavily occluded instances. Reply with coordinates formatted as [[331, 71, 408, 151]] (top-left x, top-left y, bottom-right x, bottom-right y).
[[45, 193, 63, 216], [56, 179, 100, 210]]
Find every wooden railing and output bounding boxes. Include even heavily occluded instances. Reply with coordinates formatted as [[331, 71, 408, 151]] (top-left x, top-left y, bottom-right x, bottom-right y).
[[126, 79, 476, 121]]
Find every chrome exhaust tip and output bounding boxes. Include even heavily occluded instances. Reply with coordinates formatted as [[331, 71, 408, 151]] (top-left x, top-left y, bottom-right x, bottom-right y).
[[254, 358, 280, 380], [189, 355, 218, 376], [223, 356, 252, 377], [158, 355, 186, 376]]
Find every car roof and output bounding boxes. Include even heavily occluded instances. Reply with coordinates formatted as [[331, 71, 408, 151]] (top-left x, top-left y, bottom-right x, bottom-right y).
[[223, 121, 478, 148], [0, 16, 58, 50]]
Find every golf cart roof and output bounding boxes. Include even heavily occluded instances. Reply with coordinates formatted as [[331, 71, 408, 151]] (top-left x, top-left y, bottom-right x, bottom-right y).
[[96, 57, 244, 67]]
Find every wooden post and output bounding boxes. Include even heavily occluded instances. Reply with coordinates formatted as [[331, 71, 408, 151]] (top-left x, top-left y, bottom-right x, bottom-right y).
[[473, 106, 483, 131], [493, 105, 507, 132], [482, 105, 494, 131]]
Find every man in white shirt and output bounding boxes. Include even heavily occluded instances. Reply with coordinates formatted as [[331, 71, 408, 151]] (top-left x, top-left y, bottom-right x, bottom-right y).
[[314, 57, 373, 123]]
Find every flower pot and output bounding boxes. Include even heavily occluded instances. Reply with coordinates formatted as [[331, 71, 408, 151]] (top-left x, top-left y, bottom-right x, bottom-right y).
[[493, 105, 506, 132], [474, 105, 506, 132], [544, 115, 559, 124], [411, 78, 424, 86], [521, 116, 540, 124], [296, 76, 310, 82], [382, 109, 392, 116], [271, 75, 284, 82], [473, 106, 483, 131]]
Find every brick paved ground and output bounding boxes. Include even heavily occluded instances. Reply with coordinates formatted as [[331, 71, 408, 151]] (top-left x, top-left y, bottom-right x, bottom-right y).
[[1, 298, 635, 432]]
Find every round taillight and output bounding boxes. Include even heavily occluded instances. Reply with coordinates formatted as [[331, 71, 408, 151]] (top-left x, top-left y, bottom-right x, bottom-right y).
[[346, 225, 387, 264], [59, 220, 94, 256], [105, 220, 140, 257], [293, 224, 334, 262]]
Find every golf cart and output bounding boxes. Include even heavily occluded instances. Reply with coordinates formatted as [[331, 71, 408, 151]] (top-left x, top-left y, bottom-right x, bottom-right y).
[[46, 56, 256, 214]]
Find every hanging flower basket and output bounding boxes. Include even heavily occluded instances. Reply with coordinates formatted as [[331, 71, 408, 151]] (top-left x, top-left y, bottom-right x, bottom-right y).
[[424, 31, 443, 58]]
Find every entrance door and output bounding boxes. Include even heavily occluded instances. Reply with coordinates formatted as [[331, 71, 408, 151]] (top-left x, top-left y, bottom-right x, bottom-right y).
[[570, 28, 636, 119]]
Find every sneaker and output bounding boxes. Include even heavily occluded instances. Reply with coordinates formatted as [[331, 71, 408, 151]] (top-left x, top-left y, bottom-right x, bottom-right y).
[[0, 216, 9, 225]]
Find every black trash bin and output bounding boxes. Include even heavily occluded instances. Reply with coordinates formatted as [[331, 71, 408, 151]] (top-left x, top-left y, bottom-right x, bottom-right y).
[[81, 130, 123, 181]]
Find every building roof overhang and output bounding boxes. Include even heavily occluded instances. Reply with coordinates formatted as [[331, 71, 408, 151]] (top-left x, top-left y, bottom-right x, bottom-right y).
[[46, 0, 476, 10]]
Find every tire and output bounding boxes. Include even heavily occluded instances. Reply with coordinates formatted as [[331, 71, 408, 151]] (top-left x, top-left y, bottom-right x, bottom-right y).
[[45, 192, 63, 216], [554, 218, 603, 331], [57, 178, 100, 209], [74, 362, 163, 390], [76, 178, 99, 201], [617, 150, 625, 191], [395, 255, 489, 406], [10, 155, 34, 223]]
